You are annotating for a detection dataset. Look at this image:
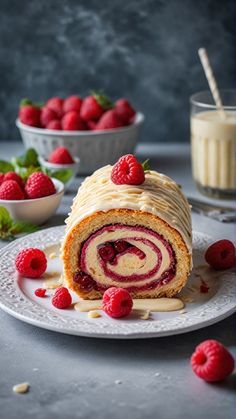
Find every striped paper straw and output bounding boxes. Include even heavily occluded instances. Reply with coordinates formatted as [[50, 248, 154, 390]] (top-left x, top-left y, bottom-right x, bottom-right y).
[[198, 48, 225, 119]]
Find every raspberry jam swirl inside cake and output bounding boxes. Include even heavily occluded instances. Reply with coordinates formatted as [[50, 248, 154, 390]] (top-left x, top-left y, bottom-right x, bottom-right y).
[[73, 224, 176, 293]]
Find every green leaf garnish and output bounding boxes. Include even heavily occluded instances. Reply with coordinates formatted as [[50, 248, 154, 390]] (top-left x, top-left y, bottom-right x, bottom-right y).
[[9, 221, 38, 235], [0, 206, 38, 241], [141, 159, 151, 172], [43, 168, 73, 184], [0, 160, 15, 173], [13, 148, 39, 168], [14, 165, 41, 182], [92, 91, 114, 110]]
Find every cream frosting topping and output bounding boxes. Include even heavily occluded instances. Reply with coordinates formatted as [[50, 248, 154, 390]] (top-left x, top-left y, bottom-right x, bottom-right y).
[[65, 165, 192, 253]]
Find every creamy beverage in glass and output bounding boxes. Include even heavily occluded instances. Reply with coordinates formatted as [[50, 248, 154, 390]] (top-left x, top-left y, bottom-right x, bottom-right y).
[[190, 90, 236, 199]]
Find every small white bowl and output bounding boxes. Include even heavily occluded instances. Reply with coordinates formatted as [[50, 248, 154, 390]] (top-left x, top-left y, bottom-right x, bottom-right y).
[[38, 156, 80, 189], [0, 178, 64, 225], [16, 112, 145, 174]]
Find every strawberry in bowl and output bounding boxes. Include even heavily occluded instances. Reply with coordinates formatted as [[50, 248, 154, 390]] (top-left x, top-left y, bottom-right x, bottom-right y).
[[38, 147, 80, 189], [16, 92, 144, 174]]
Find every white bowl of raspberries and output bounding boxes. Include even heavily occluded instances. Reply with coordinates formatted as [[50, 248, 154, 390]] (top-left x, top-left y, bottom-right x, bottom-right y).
[[16, 94, 144, 174], [0, 172, 64, 225]]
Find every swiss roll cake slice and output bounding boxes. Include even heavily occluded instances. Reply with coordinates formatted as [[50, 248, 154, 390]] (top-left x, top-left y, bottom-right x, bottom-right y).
[[62, 164, 192, 300]]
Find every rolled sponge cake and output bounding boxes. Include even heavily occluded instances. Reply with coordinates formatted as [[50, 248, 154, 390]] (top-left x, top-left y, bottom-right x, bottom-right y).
[[62, 166, 192, 300]]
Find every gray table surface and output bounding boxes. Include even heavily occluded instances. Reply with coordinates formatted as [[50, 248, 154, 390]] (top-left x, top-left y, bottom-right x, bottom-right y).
[[0, 142, 235, 419]]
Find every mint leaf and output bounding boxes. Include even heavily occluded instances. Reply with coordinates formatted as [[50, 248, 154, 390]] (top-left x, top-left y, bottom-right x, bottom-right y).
[[15, 165, 41, 181], [0, 231, 15, 241], [14, 148, 39, 168], [0, 206, 14, 241], [141, 159, 151, 172], [10, 221, 38, 235], [0, 206, 13, 230], [0, 206, 38, 241], [0, 160, 15, 173], [44, 168, 73, 184]]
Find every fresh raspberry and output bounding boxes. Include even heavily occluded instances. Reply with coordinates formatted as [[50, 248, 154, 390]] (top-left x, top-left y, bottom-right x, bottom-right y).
[[48, 146, 74, 164], [0, 180, 24, 200], [205, 240, 236, 270], [52, 287, 72, 309], [98, 242, 115, 262], [95, 110, 124, 130], [87, 120, 97, 130], [0, 173, 4, 185], [35, 288, 46, 297], [63, 95, 82, 114], [25, 172, 56, 199], [46, 97, 64, 118], [46, 119, 62, 130], [15, 248, 47, 278], [19, 105, 41, 127], [73, 271, 97, 291], [111, 154, 145, 185], [114, 240, 129, 253], [191, 340, 235, 382], [102, 287, 133, 318], [62, 111, 87, 131], [115, 98, 136, 124], [3, 172, 24, 189], [80, 95, 105, 121], [40, 106, 58, 127]]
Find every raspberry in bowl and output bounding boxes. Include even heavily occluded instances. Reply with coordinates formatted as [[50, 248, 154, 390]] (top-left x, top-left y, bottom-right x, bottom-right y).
[[38, 146, 80, 189], [0, 172, 64, 225], [16, 93, 144, 174]]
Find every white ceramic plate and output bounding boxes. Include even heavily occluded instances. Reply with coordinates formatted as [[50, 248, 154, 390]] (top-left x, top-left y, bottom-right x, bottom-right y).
[[0, 226, 235, 339]]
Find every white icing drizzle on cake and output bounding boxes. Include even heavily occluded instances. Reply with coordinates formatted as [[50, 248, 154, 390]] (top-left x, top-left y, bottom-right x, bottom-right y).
[[65, 166, 192, 252]]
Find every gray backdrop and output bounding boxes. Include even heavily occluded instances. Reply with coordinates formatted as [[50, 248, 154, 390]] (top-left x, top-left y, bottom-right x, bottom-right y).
[[0, 0, 235, 143]]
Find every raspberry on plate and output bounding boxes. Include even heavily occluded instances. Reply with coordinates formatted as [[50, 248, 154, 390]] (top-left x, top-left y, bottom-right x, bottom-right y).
[[95, 109, 123, 130], [0, 180, 24, 200], [205, 239, 236, 270], [0, 173, 4, 185], [191, 339, 235, 382], [40, 107, 58, 127], [102, 287, 133, 318], [48, 146, 74, 164], [63, 95, 82, 114], [3, 172, 24, 189], [46, 97, 64, 118], [15, 248, 47, 278], [19, 105, 41, 127], [46, 119, 62, 130], [62, 111, 87, 131], [52, 287, 72, 309], [35, 288, 46, 297], [111, 154, 145, 185], [25, 172, 56, 199], [115, 98, 135, 124]]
